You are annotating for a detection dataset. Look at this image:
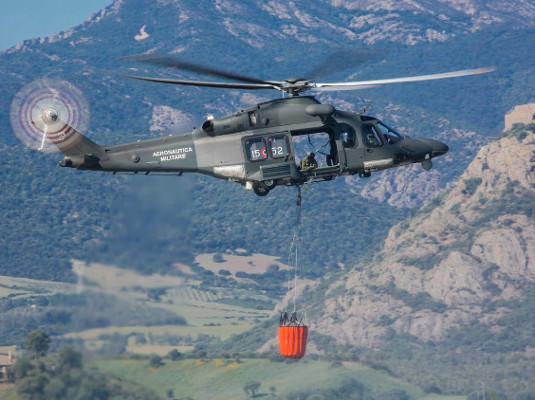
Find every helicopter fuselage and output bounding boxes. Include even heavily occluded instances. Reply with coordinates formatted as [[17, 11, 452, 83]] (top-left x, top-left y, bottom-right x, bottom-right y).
[[53, 96, 448, 196]]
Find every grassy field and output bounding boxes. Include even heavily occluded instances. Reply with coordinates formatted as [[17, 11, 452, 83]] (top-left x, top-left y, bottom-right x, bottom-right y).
[[0, 384, 17, 400], [153, 287, 273, 325], [90, 357, 467, 400], [0, 275, 74, 298], [0, 359, 468, 400], [1, 260, 276, 354], [63, 323, 255, 354], [59, 261, 275, 353], [63, 324, 252, 341], [195, 252, 292, 276]]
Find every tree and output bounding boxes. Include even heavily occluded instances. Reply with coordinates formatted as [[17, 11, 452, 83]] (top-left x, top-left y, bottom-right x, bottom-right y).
[[7, 357, 34, 381], [43, 376, 67, 399], [243, 381, 261, 398], [57, 347, 83, 371], [213, 253, 225, 263], [267, 264, 280, 274], [76, 375, 109, 400], [149, 355, 165, 368], [167, 349, 182, 361], [25, 330, 51, 359], [15, 374, 47, 400]]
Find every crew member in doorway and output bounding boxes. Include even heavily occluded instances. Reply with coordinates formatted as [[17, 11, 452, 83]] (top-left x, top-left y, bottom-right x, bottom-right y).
[[300, 152, 318, 171], [326, 139, 338, 166]]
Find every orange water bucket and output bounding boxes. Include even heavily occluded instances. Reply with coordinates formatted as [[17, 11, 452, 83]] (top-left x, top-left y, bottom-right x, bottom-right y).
[[279, 325, 308, 359]]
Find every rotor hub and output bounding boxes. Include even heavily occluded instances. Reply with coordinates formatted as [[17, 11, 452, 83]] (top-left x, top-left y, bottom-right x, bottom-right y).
[[42, 107, 59, 123]]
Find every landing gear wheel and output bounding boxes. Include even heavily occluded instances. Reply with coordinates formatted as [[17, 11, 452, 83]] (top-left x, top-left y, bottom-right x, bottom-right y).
[[263, 179, 276, 189], [253, 184, 270, 196]]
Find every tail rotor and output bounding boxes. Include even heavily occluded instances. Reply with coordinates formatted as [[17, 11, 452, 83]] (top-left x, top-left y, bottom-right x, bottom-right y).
[[10, 78, 90, 152]]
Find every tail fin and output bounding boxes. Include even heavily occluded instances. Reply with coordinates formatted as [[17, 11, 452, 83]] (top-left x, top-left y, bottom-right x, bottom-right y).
[[37, 107, 103, 169]]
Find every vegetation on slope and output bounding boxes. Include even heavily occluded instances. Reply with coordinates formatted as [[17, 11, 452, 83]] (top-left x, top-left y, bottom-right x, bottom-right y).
[[360, 290, 535, 399]]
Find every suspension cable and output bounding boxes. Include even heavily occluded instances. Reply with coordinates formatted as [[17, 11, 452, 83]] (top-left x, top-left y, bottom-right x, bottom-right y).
[[286, 186, 302, 313]]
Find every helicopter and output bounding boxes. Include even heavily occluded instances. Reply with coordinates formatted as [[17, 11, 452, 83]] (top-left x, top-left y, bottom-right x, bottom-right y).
[[25, 54, 494, 196]]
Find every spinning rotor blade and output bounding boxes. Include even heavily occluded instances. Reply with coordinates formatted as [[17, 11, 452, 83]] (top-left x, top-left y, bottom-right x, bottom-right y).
[[125, 52, 495, 95], [10, 78, 90, 152], [125, 54, 279, 86], [313, 67, 496, 91], [126, 75, 276, 90], [307, 48, 385, 80]]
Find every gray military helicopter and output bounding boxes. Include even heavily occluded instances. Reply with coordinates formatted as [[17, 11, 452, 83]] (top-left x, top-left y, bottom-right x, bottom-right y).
[[32, 54, 494, 196]]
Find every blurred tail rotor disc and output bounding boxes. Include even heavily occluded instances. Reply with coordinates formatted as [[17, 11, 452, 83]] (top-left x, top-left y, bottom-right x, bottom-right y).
[[10, 78, 90, 152]]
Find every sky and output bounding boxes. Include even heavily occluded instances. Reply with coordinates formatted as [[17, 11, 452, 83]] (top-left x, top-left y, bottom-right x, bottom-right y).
[[0, 0, 113, 51]]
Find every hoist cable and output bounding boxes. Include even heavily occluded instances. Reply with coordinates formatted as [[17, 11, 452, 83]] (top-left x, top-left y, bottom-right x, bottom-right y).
[[286, 186, 302, 313]]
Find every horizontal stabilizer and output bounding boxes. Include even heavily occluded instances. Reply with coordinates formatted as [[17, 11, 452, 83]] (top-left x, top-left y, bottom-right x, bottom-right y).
[[35, 107, 103, 169]]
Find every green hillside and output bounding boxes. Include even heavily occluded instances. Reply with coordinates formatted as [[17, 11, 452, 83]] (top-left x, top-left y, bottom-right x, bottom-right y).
[[90, 357, 464, 400], [0, 353, 467, 400], [0, 144, 409, 280]]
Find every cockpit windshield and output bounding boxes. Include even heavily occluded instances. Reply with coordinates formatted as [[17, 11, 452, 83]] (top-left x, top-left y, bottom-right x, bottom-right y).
[[377, 121, 404, 144]]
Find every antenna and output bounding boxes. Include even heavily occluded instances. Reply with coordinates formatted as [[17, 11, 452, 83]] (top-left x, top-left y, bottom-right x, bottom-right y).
[[358, 101, 373, 115]]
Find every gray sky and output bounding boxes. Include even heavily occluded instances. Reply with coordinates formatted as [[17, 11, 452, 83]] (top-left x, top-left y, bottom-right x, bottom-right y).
[[0, 0, 113, 51]]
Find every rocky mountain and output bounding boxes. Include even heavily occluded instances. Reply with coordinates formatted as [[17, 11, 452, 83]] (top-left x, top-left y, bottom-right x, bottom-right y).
[[261, 0, 535, 45], [1, 0, 535, 279], [8, 0, 535, 54], [309, 124, 535, 348]]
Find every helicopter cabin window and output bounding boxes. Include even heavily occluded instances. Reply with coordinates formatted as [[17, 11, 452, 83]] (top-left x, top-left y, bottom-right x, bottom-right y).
[[249, 111, 259, 127], [246, 138, 268, 161], [377, 121, 404, 144], [269, 135, 290, 159], [362, 124, 383, 147], [339, 124, 357, 148]]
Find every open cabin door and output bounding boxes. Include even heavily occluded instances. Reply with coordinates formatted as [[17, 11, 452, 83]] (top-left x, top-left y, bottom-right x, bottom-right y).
[[336, 122, 364, 173], [290, 126, 342, 180]]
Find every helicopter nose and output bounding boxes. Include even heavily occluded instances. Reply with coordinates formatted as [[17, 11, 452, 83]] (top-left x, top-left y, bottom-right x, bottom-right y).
[[420, 139, 449, 157]]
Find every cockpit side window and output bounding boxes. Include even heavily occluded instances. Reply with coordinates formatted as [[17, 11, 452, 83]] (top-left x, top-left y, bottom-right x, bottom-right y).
[[377, 121, 404, 144], [338, 123, 357, 148], [362, 124, 383, 147]]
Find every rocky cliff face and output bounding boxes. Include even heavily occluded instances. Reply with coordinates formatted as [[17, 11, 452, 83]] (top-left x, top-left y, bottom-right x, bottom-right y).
[[311, 125, 535, 348], [10, 0, 533, 55], [143, 0, 535, 47]]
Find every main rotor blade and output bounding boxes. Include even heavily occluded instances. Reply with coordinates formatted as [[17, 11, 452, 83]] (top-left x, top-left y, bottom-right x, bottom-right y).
[[125, 54, 279, 86], [126, 75, 276, 90], [307, 48, 386, 80], [313, 67, 496, 91]]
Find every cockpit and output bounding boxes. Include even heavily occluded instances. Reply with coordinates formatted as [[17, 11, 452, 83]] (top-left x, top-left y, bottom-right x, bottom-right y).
[[377, 121, 404, 144], [336, 117, 405, 150], [356, 117, 405, 148]]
